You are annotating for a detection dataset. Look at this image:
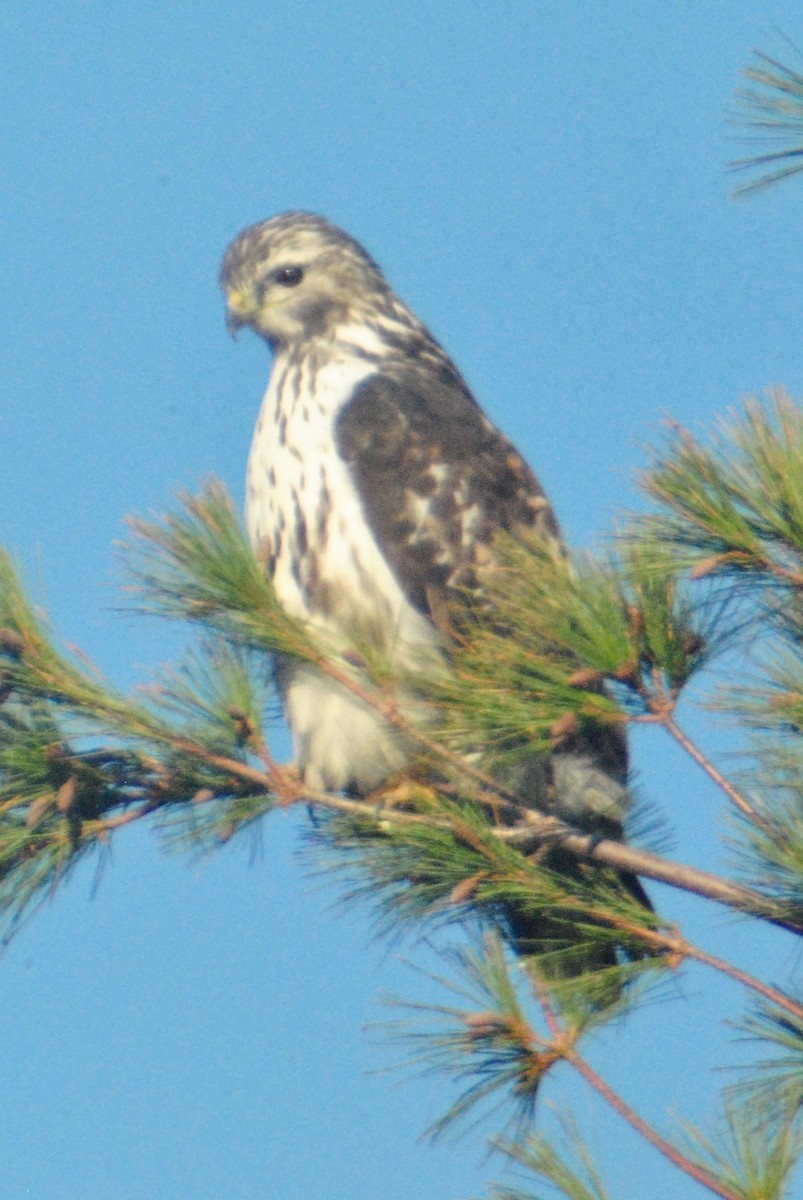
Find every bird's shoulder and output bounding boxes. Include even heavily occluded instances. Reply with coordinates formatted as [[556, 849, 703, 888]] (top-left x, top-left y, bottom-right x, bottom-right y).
[[334, 361, 560, 622]]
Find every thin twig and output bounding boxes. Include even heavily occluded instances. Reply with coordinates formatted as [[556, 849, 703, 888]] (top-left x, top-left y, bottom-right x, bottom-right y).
[[670, 937, 803, 1022], [579, 909, 803, 1022], [245, 725, 306, 806], [567, 1050, 742, 1200], [530, 975, 562, 1039], [658, 710, 768, 828], [526, 986, 742, 1199], [97, 804, 156, 832]]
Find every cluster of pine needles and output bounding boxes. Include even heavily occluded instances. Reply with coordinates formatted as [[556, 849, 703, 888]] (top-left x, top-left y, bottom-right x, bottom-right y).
[[0, 392, 802, 1197]]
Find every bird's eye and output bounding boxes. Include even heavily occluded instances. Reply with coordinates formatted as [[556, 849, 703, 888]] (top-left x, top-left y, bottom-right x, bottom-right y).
[[273, 265, 304, 287]]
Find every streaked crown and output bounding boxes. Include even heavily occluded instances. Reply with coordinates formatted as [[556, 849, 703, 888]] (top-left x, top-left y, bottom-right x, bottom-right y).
[[220, 211, 397, 346]]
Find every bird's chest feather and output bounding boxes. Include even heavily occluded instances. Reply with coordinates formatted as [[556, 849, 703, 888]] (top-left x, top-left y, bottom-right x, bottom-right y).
[[245, 354, 434, 655]]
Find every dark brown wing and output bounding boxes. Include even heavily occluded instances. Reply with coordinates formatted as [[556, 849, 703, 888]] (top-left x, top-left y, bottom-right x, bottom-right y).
[[334, 365, 560, 628], [336, 365, 650, 957]]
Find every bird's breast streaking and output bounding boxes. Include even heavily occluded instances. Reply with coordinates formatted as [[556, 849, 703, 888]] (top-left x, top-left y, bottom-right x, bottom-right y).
[[220, 211, 626, 824]]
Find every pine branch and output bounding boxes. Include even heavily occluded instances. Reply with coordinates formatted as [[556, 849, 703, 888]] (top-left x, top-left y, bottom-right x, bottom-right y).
[[490, 1116, 613, 1200], [675, 1101, 803, 1200], [502, 822, 799, 933], [566, 1052, 746, 1200], [383, 937, 747, 1200], [4, 480, 801, 954], [637, 392, 803, 588], [729, 997, 803, 1124], [649, 708, 764, 825], [730, 45, 803, 196], [3, 424, 802, 1191]]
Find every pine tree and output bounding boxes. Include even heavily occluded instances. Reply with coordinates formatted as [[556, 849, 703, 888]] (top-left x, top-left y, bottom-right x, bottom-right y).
[[0, 390, 801, 1199]]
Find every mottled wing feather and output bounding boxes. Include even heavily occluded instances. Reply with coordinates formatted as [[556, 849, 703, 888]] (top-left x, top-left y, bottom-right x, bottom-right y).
[[334, 366, 560, 629], [335, 366, 631, 817]]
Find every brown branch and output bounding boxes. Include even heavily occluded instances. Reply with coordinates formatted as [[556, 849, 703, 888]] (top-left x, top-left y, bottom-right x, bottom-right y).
[[272, 649, 799, 932], [54, 711, 798, 976], [656, 710, 769, 828], [525, 986, 742, 1199], [558, 905, 803, 1022], [90, 714, 803, 949], [182, 734, 794, 930], [4, 725, 799, 1020], [161, 739, 803, 1016], [135, 730, 801, 936], [501, 820, 800, 934], [261, 656, 800, 932], [567, 1049, 742, 1200], [667, 937, 803, 1022], [170, 742, 279, 791]]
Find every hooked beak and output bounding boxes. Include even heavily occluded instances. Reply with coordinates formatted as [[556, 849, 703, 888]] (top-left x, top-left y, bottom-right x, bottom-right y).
[[226, 308, 246, 338], [225, 290, 253, 338]]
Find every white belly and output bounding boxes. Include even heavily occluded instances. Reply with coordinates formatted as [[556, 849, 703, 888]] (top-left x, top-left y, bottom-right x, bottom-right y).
[[245, 351, 441, 793], [280, 665, 411, 793]]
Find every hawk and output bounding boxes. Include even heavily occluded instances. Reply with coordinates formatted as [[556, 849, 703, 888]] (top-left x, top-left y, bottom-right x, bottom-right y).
[[220, 212, 649, 966]]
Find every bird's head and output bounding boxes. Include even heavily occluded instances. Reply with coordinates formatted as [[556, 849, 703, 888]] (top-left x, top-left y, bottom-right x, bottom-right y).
[[220, 212, 392, 348]]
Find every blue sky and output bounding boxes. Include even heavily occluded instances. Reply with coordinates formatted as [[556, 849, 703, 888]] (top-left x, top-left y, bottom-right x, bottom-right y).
[[1, 4, 802, 1198]]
